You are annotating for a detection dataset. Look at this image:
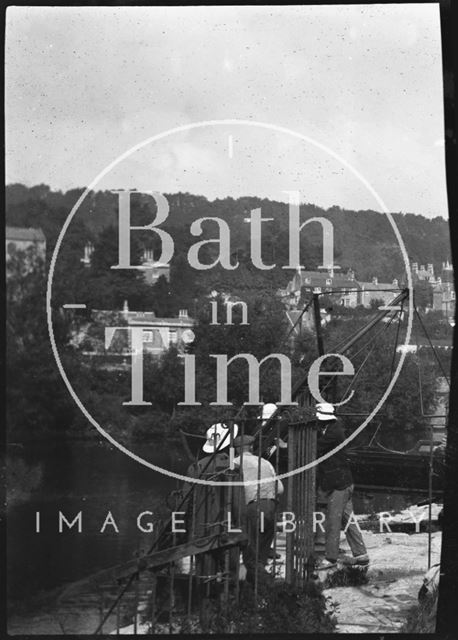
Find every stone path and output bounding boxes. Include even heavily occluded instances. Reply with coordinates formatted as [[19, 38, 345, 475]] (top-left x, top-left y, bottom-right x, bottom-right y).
[[323, 530, 441, 633], [8, 527, 441, 635]]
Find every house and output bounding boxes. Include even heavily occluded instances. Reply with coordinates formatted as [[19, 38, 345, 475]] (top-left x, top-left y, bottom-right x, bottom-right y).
[[440, 260, 453, 283], [124, 305, 194, 355], [79, 245, 170, 284], [69, 304, 195, 371], [140, 249, 171, 285], [426, 261, 455, 321], [432, 280, 455, 321], [6, 226, 46, 265], [286, 267, 361, 308], [357, 277, 400, 308], [411, 262, 436, 284]]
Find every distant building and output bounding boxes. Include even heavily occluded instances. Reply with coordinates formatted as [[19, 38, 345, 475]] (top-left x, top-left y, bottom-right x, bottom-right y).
[[411, 262, 436, 284], [81, 242, 94, 267], [70, 304, 195, 370], [357, 277, 400, 308], [79, 245, 170, 284], [440, 260, 453, 283], [432, 280, 455, 321], [124, 305, 194, 355], [408, 260, 455, 320], [140, 249, 171, 284], [6, 227, 46, 284], [286, 267, 361, 308], [6, 226, 46, 262]]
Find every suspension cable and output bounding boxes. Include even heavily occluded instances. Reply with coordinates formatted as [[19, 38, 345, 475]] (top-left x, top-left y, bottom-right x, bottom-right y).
[[388, 298, 404, 381], [414, 306, 451, 387], [320, 310, 399, 400], [329, 307, 392, 354]]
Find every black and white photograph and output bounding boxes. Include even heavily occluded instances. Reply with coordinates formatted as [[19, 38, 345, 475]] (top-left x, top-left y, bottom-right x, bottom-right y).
[[5, 3, 457, 635]]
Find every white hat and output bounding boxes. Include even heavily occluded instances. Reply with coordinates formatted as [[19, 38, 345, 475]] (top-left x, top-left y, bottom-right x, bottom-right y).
[[202, 423, 239, 453], [260, 403, 277, 424], [315, 402, 337, 421]]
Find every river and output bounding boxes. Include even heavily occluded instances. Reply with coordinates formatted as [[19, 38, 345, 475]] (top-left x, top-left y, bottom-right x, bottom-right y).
[[7, 437, 421, 606], [7, 438, 189, 603]]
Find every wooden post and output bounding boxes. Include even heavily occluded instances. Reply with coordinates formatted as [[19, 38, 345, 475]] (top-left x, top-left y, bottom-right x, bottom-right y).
[[286, 423, 295, 585]]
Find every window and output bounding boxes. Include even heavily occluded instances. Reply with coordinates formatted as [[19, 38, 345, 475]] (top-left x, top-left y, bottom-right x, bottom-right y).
[[143, 331, 153, 342], [170, 330, 178, 343], [326, 278, 332, 285]]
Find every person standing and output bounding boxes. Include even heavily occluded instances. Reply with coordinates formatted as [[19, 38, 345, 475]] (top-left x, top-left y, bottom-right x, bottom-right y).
[[232, 434, 284, 582], [181, 423, 241, 592], [182, 423, 239, 536], [315, 402, 369, 570]]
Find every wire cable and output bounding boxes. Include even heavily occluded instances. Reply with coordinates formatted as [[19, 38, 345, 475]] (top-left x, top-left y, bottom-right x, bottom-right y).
[[414, 306, 451, 387]]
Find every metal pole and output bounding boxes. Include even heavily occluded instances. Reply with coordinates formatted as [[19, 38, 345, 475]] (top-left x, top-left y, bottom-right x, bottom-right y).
[[428, 424, 434, 570], [312, 294, 325, 356], [286, 424, 295, 585], [133, 574, 139, 635], [254, 428, 262, 602]]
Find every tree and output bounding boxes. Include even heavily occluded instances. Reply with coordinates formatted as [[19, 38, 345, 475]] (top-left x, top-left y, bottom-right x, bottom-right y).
[[413, 280, 433, 311], [7, 249, 79, 438], [84, 226, 156, 310], [317, 311, 439, 449]]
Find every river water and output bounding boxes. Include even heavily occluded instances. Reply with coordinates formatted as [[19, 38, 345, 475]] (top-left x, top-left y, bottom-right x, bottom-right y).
[[7, 439, 189, 602], [7, 438, 420, 605]]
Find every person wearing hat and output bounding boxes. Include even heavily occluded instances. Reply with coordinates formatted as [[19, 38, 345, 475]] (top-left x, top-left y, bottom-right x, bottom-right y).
[[315, 402, 369, 571], [259, 403, 288, 458], [185, 422, 238, 482], [232, 433, 284, 583], [180, 423, 241, 589], [182, 423, 239, 534]]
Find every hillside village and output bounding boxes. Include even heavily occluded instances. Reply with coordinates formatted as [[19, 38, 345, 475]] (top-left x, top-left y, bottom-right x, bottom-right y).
[[6, 187, 453, 450], [6, 219, 455, 361]]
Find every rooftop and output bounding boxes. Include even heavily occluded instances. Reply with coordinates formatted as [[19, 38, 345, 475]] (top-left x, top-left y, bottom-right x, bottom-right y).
[[6, 226, 46, 242]]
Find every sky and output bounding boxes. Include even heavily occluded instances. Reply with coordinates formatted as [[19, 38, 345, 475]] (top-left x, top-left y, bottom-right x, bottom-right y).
[[5, 4, 448, 218]]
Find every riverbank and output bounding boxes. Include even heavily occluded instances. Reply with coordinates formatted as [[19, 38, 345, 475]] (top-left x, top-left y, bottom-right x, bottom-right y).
[[323, 530, 441, 633], [7, 528, 440, 635]]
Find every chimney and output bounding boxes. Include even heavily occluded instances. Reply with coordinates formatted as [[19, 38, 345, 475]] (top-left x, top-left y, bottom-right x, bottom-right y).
[[123, 299, 129, 316], [81, 241, 94, 267], [142, 248, 154, 263], [412, 262, 418, 274], [427, 263, 434, 275], [179, 309, 188, 318], [372, 277, 378, 285], [347, 268, 354, 281], [392, 278, 398, 287]]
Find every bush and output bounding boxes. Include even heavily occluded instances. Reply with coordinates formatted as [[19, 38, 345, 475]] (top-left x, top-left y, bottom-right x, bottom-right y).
[[211, 580, 337, 634]]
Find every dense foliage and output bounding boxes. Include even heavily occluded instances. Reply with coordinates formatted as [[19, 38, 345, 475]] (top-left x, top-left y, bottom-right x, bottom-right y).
[[6, 183, 451, 292], [6, 184, 452, 448]]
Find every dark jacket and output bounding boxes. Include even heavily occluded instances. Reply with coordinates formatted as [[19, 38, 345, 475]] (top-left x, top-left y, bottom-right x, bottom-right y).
[[316, 419, 353, 491], [182, 452, 244, 537]]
